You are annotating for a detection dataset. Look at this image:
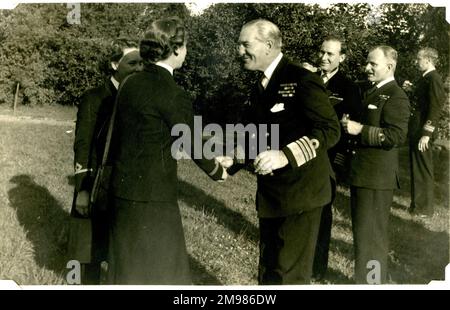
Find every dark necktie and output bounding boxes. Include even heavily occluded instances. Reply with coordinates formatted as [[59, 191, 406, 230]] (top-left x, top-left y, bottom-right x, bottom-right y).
[[366, 85, 378, 96], [365, 85, 378, 98], [257, 73, 268, 94]]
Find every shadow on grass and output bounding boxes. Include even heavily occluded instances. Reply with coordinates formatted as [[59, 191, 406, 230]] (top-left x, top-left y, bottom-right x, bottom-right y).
[[189, 255, 222, 285], [8, 174, 69, 274], [388, 201, 449, 284], [178, 179, 259, 243]]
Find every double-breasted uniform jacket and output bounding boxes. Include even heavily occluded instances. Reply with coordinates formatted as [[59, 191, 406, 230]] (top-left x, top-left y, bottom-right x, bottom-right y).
[[239, 56, 341, 218], [73, 79, 117, 211], [322, 70, 362, 178], [409, 70, 446, 141], [348, 80, 410, 189], [110, 64, 224, 203]]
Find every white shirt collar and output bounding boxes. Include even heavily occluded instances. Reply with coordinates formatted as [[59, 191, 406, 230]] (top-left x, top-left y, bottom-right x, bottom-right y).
[[155, 61, 174, 76], [110, 76, 120, 90], [376, 76, 395, 88], [321, 68, 339, 83], [263, 52, 283, 81], [423, 68, 435, 77]]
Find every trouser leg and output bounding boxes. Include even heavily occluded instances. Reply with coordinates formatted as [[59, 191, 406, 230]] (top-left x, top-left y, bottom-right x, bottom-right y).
[[312, 179, 336, 279], [259, 206, 324, 285], [409, 143, 434, 215], [351, 186, 392, 284]]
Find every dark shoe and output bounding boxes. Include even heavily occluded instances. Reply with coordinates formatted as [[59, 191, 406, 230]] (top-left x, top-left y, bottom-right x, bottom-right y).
[[311, 272, 325, 282]]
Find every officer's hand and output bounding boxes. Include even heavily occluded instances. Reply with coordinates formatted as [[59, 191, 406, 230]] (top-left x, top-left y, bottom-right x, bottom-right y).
[[254, 150, 288, 175], [418, 136, 430, 152], [75, 190, 90, 217], [402, 80, 413, 92], [342, 118, 363, 136], [215, 156, 234, 169]]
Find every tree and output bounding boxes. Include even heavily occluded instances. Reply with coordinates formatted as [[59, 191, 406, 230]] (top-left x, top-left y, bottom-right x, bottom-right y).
[[0, 3, 448, 138]]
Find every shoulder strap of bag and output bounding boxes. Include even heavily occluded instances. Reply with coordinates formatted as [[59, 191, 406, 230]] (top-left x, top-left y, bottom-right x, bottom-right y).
[[100, 76, 129, 167], [90, 75, 131, 203]]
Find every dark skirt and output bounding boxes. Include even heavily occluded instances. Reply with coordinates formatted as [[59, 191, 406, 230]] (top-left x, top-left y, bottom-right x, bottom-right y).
[[107, 197, 191, 285]]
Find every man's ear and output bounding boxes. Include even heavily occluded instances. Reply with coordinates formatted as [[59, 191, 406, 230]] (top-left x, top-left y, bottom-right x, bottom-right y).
[[387, 63, 394, 71], [339, 54, 346, 64], [266, 40, 274, 53], [111, 62, 119, 71]]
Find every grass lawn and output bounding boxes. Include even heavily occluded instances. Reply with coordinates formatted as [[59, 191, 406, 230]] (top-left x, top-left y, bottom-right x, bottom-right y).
[[0, 105, 448, 286]]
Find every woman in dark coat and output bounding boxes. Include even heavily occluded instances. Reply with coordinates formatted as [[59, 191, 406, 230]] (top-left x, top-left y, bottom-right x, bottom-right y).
[[69, 38, 143, 284], [107, 17, 227, 284]]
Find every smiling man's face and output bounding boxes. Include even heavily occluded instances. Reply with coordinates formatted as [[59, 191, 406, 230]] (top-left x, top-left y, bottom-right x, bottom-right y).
[[238, 25, 271, 72]]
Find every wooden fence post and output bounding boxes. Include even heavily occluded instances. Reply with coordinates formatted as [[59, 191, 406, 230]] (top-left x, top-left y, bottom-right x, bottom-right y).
[[13, 82, 20, 114]]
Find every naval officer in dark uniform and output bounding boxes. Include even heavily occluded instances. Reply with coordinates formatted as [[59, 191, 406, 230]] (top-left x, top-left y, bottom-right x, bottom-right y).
[[408, 47, 446, 217], [234, 19, 340, 284], [310, 36, 362, 281], [342, 45, 410, 284]]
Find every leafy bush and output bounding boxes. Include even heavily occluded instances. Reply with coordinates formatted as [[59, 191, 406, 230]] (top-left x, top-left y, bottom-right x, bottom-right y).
[[0, 3, 449, 138]]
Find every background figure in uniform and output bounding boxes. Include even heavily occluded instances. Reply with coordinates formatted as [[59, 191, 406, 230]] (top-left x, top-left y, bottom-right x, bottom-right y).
[[407, 48, 446, 217], [233, 19, 340, 284], [342, 45, 410, 284], [310, 36, 362, 281], [69, 38, 143, 284], [107, 17, 228, 284]]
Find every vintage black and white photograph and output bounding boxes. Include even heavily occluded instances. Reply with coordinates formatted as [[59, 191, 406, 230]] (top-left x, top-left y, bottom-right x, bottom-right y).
[[0, 1, 448, 288]]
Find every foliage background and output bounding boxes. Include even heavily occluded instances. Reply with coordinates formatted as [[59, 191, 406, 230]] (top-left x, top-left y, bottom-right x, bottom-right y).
[[0, 3, 449, 137]]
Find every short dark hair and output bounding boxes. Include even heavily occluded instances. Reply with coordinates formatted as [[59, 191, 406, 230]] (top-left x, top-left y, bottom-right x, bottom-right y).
[[140, 17, 186, 64], [322, 35, 347, 55], [109, 38, 139, 63]]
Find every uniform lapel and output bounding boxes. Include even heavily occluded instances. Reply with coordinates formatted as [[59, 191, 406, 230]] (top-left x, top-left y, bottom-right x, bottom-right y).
[[364, 80, 396, 112], [264, 56, 288, 95]]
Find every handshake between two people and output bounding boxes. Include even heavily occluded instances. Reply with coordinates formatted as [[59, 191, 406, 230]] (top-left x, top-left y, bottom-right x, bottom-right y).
[[214, 150, 290, 182]]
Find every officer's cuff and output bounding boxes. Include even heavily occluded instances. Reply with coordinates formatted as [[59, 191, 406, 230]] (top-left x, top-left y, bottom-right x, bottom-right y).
[[333, 153, 346, 166], [361, 126, 385, 146], [282, 136, 317, 168], [422, 121, 435, 137], [208, 161, 225, 181]]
